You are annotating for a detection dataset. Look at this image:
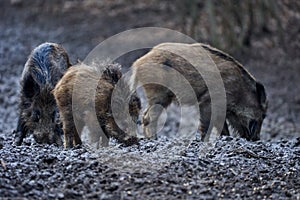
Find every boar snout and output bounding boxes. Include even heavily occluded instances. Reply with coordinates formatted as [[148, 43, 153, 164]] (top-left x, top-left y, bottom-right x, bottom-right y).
[[33, 129, 62, 146], [247, 120, 261, 141], [245, 130, 260, 142]]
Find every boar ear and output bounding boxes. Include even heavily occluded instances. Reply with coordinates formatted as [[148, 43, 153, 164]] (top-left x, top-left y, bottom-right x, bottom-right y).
[[23, 74, 40, 98], [256, 82, 267, 108]]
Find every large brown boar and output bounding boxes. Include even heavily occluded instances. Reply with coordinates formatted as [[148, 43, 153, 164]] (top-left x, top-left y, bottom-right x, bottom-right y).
[[130, 43, 267, 141], [53, 63, 141, 148], [13, 42, 71, 146]]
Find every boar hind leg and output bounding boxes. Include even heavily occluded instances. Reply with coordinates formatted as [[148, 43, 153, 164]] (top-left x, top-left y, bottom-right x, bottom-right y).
[[85, 114, 109, 147], [63, 121, 82, 148], [62, 112, 83, 148], [143, 85, 173, 138], [142, 105, 162, 138]]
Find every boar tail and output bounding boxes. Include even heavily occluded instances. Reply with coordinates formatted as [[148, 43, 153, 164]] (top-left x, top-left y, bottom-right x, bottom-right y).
[[101, 63, 122, 85]]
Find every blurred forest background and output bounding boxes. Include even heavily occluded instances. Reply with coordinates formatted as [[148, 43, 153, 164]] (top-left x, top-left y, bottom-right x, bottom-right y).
[[1, 0, 300, 139], [7, 0, 299, 52], [177, 0, 286, 52]]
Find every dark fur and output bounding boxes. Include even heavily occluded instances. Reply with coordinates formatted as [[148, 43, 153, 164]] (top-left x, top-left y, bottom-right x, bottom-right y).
[[130, 43, 267, 141], [14, 42, 71, 146], [53, 63, 141, 148]]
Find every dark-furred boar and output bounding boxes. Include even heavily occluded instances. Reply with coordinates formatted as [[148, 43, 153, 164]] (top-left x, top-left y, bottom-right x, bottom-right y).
[[13, 42, 71, 146]]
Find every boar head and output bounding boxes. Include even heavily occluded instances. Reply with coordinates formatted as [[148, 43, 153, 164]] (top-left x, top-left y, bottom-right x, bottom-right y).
[[227, 82, 267, 141]]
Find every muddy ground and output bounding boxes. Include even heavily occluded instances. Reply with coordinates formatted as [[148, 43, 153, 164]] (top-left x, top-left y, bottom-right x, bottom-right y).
[[0, 0, 299, 199]]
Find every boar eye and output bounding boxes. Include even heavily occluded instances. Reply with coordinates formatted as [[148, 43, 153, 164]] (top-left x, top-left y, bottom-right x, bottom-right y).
[[248, 120, 257, 135], [32, 110, 40, 122]]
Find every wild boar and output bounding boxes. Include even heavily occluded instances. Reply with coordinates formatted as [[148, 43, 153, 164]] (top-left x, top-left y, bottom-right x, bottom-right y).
[[53, 62, 141, 148], [130, 42, 267, 141], [13, 42, 71, 146]]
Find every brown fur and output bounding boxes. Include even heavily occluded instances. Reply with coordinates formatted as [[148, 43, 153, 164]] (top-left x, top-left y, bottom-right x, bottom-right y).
[[130, 43, 267, 141], [53, 63, 141, 148]]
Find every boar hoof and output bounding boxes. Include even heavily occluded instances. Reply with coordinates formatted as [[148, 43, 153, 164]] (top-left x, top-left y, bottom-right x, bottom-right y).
[[12, 130, 23, 146]]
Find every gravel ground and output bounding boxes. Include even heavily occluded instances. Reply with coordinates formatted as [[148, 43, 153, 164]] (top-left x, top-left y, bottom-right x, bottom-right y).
[[0, 0, 300, 199], [1, 135, 299, 199]]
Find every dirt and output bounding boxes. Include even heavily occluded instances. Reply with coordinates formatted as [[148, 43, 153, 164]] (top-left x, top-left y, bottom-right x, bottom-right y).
[[0, 0, 299, 199]]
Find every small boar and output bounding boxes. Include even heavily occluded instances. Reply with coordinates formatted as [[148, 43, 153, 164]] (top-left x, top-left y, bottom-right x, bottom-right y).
[[53, 63, 141, 148], [13, 42, 71, 146], [130, 43, 267, 141]]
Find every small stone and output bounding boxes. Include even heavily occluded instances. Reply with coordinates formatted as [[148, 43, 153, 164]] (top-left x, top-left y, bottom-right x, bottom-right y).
[[57, 192, 64, 199]]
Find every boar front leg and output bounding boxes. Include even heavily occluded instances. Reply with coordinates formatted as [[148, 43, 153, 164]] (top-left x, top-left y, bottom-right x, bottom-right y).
[[199, 105, 229, 141], [221, 121, 230, 136], [199, 105, 210, 141], [143, 85, 172, 139], [85, 114, 109, 148], [13, 117, 28, 146]]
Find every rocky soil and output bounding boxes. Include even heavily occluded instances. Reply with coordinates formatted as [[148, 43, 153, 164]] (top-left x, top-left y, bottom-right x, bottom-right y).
[[0, 0, 299, 199]]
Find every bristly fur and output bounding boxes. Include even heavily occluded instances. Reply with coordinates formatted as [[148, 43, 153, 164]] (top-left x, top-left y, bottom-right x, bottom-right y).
[[53, 62, 141, 148], [200, 44, 256, 84], [130, 42, 267, 141], [23, 42, 70, 88], [14, 42, 71, 146], [101, 63, 122, 85]]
